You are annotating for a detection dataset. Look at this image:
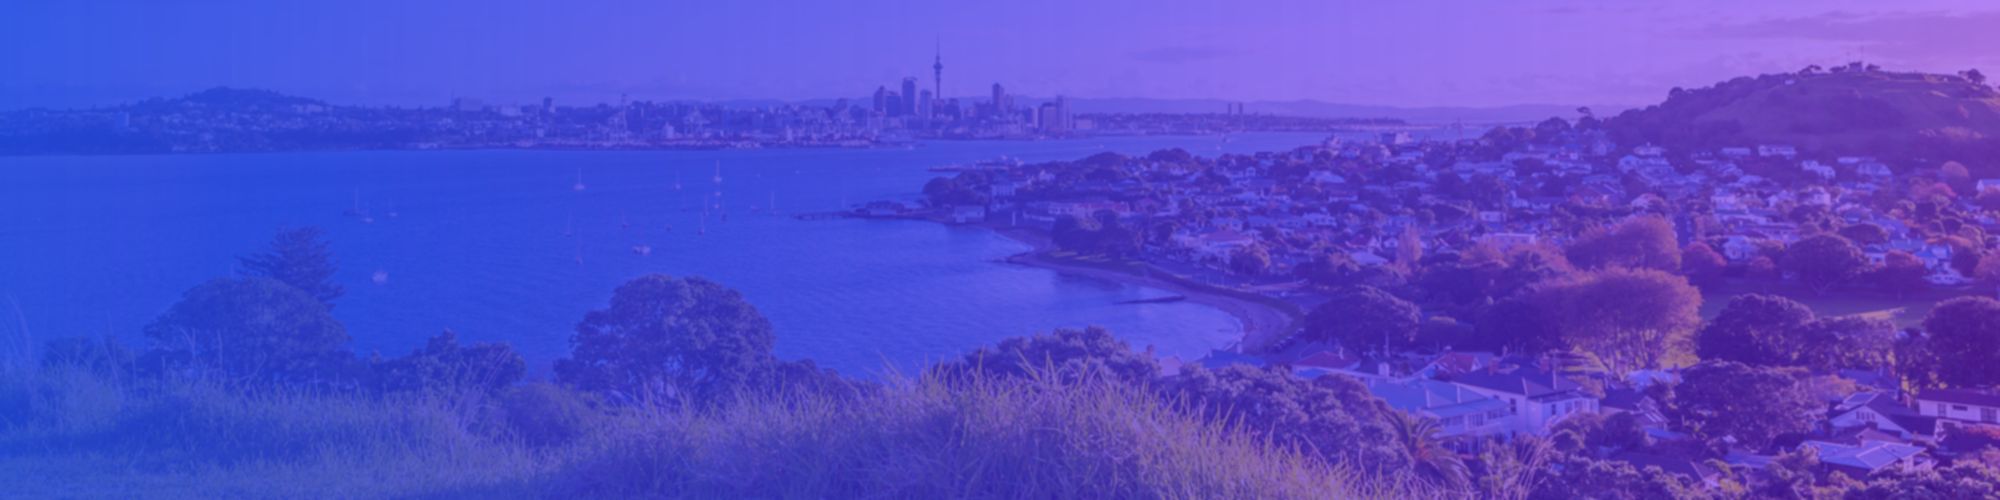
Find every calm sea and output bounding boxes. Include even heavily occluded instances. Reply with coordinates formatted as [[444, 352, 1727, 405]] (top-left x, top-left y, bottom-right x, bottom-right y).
[[0, 133, 1333, 376]]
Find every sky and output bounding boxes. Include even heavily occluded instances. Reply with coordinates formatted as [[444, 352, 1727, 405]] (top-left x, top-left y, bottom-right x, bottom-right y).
[[3, 0, 1999, 110]]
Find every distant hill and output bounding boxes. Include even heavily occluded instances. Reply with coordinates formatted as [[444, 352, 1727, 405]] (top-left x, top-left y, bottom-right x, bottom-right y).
[[1058, 98, 1611, 125], [1605, 67, 2000, 164]]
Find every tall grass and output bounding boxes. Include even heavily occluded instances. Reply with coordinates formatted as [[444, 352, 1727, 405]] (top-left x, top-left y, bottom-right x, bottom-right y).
[[0, 364, 1402, 498]]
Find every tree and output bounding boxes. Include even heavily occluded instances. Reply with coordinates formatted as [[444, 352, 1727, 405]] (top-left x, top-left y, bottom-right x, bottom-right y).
[[1696, 294, 1815, 366], [1967, 68, 1989, 85], [933, 326, 1159, 386], [1976, 252, 2000, 287], [1798, 315, 1898, 373], [1922, 297, 2000, 387], [1297, 251, 1361, 288], [141, 277, 350, 382], [370, 329, 525, 395], [1529, 455, 1709, 500], [1783, 234, 1868, 294], [238, 226, 343, 308], [1229, 244, 1271, 276], [1550, 411, 1651, 455], [1522, 268, 1702, 374], [1838, 223, 1891, 246], [1156, 365, 1411, 475], [1669, 361, 1818, 449], [1566, 215, 1682, 272], [1747, 256, 1781, 283], [1875, 250, 1932, 297], [1849, 462, 2000, 499], [1299, 285, 1422, 353], [1681, 242, 1727, 287], [1391, 411, 1470, 490], [554, 275, 778, 405]]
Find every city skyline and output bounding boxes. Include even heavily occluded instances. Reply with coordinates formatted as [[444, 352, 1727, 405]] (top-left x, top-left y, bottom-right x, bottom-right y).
[[5, 1, 2000, 111]]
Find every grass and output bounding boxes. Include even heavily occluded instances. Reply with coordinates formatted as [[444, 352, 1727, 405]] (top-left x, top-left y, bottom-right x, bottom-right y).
[[0, 362, 1394, 499], [1698, 280, 1984, 328]]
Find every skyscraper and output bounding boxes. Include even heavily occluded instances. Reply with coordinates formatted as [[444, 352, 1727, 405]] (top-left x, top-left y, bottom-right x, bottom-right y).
[[918, 90, 934, 119], [1038, 96, 1069, 133], [872, 86, 888, 114], [991, 83, 1009, 117], [901, 78, 918, 119], [933, 41, 944, 105]]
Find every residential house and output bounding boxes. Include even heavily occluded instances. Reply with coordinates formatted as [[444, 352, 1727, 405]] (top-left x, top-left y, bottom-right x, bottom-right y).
[[1447, 368, 1599, 435], [1368, 379, 1518, 441], [1800, 440, 1930, 477], [1916, 389, 2000, 439], [1828, 392, 1938, 444]]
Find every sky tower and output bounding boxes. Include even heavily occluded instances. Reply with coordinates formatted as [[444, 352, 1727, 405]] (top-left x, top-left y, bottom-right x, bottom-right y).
[[932, 38, 944, 102]]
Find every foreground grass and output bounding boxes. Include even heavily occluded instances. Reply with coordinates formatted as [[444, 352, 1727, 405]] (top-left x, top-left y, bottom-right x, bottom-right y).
[[0, 366, 1391, 499]]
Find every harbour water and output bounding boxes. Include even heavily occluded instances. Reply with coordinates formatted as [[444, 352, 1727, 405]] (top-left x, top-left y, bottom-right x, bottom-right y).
[[0, 133, 1335, 375]]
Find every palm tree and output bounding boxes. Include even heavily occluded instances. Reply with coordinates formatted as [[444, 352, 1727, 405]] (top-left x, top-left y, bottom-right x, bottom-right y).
[[1392, 411, 1470, 491]]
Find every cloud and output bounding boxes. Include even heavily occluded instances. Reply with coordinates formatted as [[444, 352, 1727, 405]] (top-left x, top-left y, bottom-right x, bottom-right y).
[[1700, 10, 2000, 67], [1128, 45, 1235, 64]]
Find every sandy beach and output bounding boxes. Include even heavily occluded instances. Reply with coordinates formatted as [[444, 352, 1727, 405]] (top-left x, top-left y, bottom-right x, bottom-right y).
[[989, 226, 1300, 353]]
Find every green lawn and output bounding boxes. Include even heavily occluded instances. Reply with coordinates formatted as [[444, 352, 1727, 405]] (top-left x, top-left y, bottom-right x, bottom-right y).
[[1698, 280, 1987, 328]]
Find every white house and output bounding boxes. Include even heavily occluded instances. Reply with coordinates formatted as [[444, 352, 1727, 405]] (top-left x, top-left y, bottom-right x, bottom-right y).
[[1916, 389, 2000, 439], [1828, 392, 1938, 444], [1369, 379, 1518, 441], [1447, 368, 1598, 435]]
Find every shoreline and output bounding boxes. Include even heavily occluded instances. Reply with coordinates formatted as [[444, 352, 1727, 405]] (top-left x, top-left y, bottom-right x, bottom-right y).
[[984, 225, 1298, 354]]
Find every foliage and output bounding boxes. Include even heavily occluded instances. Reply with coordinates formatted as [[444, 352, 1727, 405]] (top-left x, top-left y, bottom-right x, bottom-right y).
[[369, 329, 525, 395], [1299, 285, 1422, 353], [1528, 454, 1712, 500], [140, 277, 351, 384], [1921, 296, 2000, 387], [1390, 411, 1470, 491], [932, 326, 1160, 386], [1517, 268, 1702, 374], [1156, 365, 1413, 477], [491, 381, 600, 449], [1550, 411, 1651, 456], [1051, 213, 1142, 257], [1230, 244, 1271, 276], [1566, 215, 1682, 272], [1783, 234, 1870, 294], [1797, 315, 1897, 373], [921, 176, 989, 207], [1874, 250, 1932, 297], [1696, 294, 1816, 366], [1667, 361, 1818, 449], [237, 226, 344, 309], [554, 274, 779, 406], [1681, 242, 1727, 286]]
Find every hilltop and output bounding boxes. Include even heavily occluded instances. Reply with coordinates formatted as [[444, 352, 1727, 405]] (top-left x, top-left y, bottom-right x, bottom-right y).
[[1606, 65, 2000, 166]]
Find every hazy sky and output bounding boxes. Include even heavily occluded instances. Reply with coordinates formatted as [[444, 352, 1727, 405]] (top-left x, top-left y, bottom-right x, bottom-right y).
[[4, 0, 1999, 109]]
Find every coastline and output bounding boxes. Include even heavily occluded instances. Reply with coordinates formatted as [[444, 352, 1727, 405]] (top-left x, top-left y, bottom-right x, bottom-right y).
[[984, 225, 1299, 354]]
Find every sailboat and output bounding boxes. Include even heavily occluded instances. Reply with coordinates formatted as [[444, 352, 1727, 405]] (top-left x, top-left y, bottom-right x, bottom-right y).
[[345, 189, 373, 222], [572, 168, 587, 192], [630, 245, 652, 256], [563, 212, 575, 237]]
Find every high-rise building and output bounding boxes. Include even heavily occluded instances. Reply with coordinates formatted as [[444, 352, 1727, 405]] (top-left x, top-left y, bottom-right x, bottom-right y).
[[991, 83, 1010, 118], [933, 42, 944, 106], [872, 86, 889, 114], [1037, 96, 1070, 133], [918, 90, 934, 119], [901, 78, 918, 119]]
